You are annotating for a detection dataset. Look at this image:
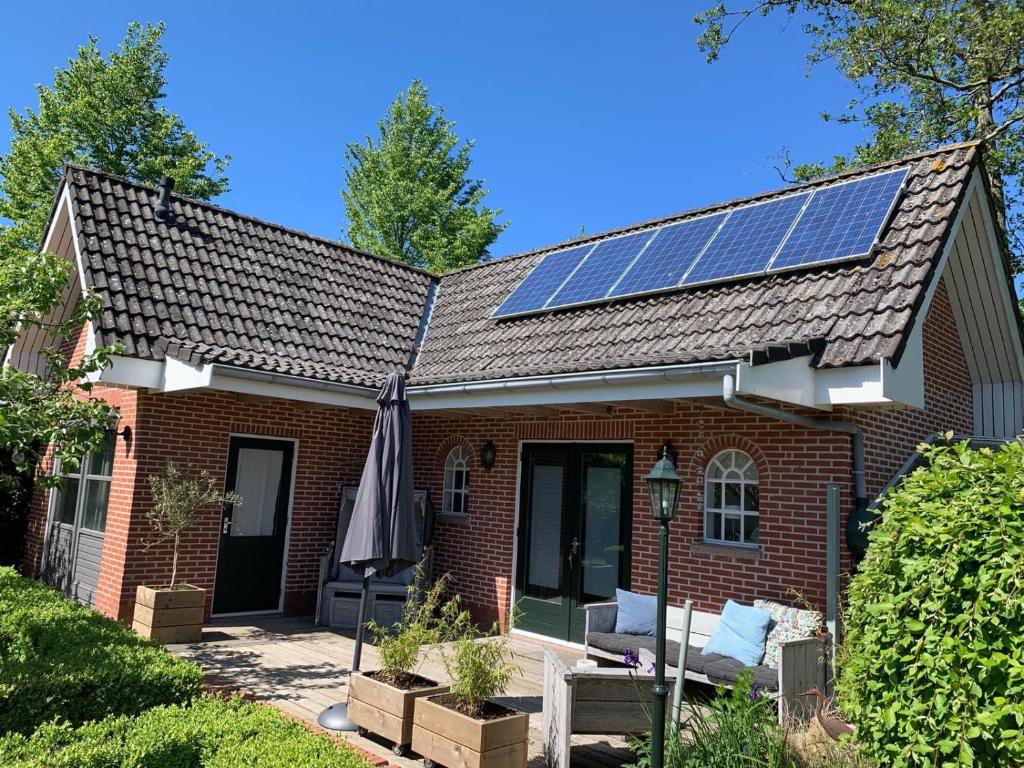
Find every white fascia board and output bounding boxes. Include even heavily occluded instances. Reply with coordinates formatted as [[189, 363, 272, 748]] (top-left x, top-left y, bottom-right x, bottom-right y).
[[735, 356, 825, 410], [96, 355, 164, 388], [814, 364, 885, 405], [161, 355, 213, 392], [881, 325, 925, 408], [209, 371, 378, 410]]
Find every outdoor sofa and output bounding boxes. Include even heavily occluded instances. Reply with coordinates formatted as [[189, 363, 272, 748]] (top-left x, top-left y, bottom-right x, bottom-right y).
[[584, 599, 824, 722]]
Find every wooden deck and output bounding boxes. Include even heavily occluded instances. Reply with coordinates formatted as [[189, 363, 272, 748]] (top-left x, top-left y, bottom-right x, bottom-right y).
[[168, 616, 636, 768]]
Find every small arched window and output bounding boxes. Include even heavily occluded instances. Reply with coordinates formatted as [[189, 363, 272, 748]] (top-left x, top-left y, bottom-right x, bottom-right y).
[[442, 446, 469, 516], [704, 449, 759, 545]]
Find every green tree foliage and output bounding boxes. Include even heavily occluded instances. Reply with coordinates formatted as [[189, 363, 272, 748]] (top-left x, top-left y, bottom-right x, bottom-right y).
[[695, 1, 1024, 274], [342, 80, 506, 273], [839, 437, 1024, 767], [0, 22, 229, 483]]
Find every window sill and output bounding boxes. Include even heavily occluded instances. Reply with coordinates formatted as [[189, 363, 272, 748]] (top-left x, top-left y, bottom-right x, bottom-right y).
[[690, 540, 762, 561], [438, 513, 471, 526]]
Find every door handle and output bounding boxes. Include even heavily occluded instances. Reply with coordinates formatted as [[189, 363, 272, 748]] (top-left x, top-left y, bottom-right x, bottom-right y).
[[222, 517, 232, 535], [568, 537, 580, 569]]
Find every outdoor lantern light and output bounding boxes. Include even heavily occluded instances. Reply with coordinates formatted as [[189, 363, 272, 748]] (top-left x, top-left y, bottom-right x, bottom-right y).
[[480, 441, 497, 470], [645, 442, 681, 521], [644, 441, 681, 768]]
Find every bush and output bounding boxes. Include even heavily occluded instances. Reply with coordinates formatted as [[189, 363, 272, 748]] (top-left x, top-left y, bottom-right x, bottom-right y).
[[0, 566, 203, 734], [839, 437, 1024, 767], [0, 695, 372, 767]]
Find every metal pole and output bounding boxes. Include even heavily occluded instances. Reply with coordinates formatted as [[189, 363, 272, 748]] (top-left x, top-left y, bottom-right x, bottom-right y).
[[651, 518, 670, 768], [671, 599, 692, 726], [825, 484, 841, 692], [351, 573, 371, 673]]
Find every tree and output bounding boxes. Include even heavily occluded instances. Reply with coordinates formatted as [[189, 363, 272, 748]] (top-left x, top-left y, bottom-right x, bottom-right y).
[[695, 1, 1024, 274], [0, 22, 229, 485], [342, 80, 506, 273]]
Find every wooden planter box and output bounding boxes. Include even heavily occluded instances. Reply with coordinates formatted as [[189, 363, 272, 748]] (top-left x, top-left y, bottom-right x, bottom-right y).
[[347, 671, 449, 755], [412, 693, 528, 768], [132, 585, 205, 644]]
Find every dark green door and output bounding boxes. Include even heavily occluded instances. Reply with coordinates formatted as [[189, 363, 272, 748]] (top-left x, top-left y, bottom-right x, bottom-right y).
[[515, 443, 632, 643], [213, 437, 294, 614]]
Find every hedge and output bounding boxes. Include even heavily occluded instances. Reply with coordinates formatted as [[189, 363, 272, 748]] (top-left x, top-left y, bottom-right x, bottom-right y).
[[0, 566, 204, 734], [0, 695, 372, 768], [839, 438, 1024, 767]]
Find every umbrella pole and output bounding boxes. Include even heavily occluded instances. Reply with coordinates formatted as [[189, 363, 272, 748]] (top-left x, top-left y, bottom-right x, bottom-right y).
[[317, 574, 371, 732], [352, 574, 371, 672]]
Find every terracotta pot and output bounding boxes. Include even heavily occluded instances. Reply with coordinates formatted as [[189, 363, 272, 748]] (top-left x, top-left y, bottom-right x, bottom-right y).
[[412, 693, 528, 768], [132, 585, 205, 644], [347, 671, 449, 755]]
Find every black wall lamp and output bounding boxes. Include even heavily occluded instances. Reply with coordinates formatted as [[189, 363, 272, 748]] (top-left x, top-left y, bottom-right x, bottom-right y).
[[480, 441, 497, 470]]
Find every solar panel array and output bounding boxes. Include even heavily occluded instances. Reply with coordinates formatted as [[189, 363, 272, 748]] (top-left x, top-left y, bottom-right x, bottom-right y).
[[492, 166, 909, 318]]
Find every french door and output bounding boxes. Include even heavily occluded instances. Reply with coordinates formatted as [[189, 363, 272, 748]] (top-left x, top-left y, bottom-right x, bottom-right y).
[[213, 437, 294, 614], [515, 443, 633, 643]]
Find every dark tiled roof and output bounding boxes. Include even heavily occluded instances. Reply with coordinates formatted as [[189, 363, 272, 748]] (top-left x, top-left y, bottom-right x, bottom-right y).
[[410, 144, 979, 385], [65, 166, 436, 389]]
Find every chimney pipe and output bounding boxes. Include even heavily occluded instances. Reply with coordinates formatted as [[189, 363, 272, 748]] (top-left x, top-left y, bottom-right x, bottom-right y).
[[153, 176, 175, 221]]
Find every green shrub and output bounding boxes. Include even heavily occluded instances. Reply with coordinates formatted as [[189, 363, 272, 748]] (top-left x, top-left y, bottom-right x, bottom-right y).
[[839, 437, 1024, 767], [0, 695, 372, 767], [0, 566, 203, 734]]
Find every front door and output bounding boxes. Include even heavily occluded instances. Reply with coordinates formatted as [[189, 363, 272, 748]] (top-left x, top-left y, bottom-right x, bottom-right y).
[[515, 443, 632, 643], [213, 437, 294, 614]]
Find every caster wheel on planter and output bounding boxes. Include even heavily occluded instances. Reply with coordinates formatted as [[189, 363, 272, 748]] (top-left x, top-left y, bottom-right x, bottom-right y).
[[392, 744, 408, 757], [422, 759, 435, 768], [356, 726, 368, 737]]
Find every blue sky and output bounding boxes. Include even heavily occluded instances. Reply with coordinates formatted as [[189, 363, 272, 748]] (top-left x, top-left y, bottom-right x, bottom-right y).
[[0, 1, 867, 259]]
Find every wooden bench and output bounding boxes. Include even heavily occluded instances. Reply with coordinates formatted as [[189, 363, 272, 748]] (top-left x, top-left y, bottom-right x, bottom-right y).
[[542, 648, 672, 768], [584, 601, 823, 723]]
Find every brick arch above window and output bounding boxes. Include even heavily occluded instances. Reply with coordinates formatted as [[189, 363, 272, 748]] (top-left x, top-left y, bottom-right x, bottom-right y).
[[686, 435, 771, 488]]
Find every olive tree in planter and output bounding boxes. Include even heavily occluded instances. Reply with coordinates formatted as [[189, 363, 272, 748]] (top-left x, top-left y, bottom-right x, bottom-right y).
[[132, 461, 241, 644], [412, 613, 526, 768], [348, 564, 460, 756]]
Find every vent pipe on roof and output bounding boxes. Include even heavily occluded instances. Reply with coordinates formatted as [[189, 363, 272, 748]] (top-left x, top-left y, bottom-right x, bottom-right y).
[[153, 176, 175, 221]]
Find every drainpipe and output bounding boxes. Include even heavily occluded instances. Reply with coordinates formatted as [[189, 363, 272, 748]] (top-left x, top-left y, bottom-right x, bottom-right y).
[[721, 373, 870, 561]]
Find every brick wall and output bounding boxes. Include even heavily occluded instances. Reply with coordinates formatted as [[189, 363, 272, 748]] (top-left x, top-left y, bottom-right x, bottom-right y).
[[23, 274, 973, 627]]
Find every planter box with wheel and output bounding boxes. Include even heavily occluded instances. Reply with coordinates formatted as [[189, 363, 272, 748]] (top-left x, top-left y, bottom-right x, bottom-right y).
[[132, 585, 205, 644], [347, 670, 449, 756], [412, 693, 529, 768]]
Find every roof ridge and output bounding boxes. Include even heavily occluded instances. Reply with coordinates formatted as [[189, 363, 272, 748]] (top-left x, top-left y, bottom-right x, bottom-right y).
[[63, 163, 440, 282], [441, 141, 981, 278]]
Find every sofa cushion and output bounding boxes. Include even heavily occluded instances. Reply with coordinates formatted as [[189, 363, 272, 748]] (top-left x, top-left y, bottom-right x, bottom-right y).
[[614, 589, 657, 635], [700, 600, 771, 666], [753, 599, 824, 669], [588, 632, 679, 663], [703, 657, 779, 692]]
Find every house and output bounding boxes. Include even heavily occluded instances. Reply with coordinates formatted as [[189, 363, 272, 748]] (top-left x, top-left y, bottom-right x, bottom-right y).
[[9, 142, 1023, 646]]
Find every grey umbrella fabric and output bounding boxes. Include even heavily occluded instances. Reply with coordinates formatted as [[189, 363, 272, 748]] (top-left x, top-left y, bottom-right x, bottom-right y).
[[339, 371, 418, 578]]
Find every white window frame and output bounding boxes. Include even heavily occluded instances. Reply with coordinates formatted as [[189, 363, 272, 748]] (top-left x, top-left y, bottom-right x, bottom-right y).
[[703, 448, 759, 546], [442, 446, 470, 517], [50, 433, 116, 533]]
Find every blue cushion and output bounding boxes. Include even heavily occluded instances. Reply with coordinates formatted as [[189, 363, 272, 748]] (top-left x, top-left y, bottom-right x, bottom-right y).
[[700, 600, 772, 666], [614, 588, 656, 635]]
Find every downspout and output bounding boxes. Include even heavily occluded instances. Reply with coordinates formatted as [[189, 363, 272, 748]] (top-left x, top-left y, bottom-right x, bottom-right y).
[[721, 373, 870, 561]]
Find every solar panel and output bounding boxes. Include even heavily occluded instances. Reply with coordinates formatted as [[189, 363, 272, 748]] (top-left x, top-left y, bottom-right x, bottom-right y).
[[609, 212, 727, 297], [547, 230, 656, 307], [682, 192, 811, 287], [491, 242, 594, 317], [768, 167, 909, 272]]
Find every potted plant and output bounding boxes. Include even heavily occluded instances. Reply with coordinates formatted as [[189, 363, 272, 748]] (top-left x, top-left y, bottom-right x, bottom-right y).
[[412, 612, 526, 768], [132, 461, 240, 644], [348, 564, 456, 756]]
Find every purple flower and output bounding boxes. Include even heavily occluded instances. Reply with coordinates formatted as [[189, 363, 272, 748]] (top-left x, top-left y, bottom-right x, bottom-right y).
[[646, 661, 656, 674], [623, 648, 639, 667], [749, 683, 763, 702]]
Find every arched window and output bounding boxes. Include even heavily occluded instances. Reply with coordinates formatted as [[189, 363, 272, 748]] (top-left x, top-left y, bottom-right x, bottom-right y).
[[704, 449, 759, 545], [442, 446, 469, 516]]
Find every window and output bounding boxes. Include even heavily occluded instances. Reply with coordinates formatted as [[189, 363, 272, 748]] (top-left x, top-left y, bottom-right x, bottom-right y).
[[704, 449, 759, 545], [51, 431, 116, 533], [442, 446, 469, 516]]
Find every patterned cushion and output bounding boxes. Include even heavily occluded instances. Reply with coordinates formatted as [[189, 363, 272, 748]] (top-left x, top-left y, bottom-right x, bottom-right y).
[[753, 599, 824, 669]]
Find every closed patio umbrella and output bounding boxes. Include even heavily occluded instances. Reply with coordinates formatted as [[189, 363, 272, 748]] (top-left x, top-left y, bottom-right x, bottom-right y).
[[318, 371, 419, 731]]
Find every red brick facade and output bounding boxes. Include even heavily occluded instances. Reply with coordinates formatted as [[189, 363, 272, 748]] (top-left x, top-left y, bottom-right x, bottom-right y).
[[23, 278, 973, 629]]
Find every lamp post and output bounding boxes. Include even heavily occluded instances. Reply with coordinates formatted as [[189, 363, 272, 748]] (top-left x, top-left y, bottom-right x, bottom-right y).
[[644, 443, 681, 768]]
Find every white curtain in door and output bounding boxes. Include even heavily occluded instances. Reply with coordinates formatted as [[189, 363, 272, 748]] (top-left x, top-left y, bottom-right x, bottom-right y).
[[231, 448, 284, 536]]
